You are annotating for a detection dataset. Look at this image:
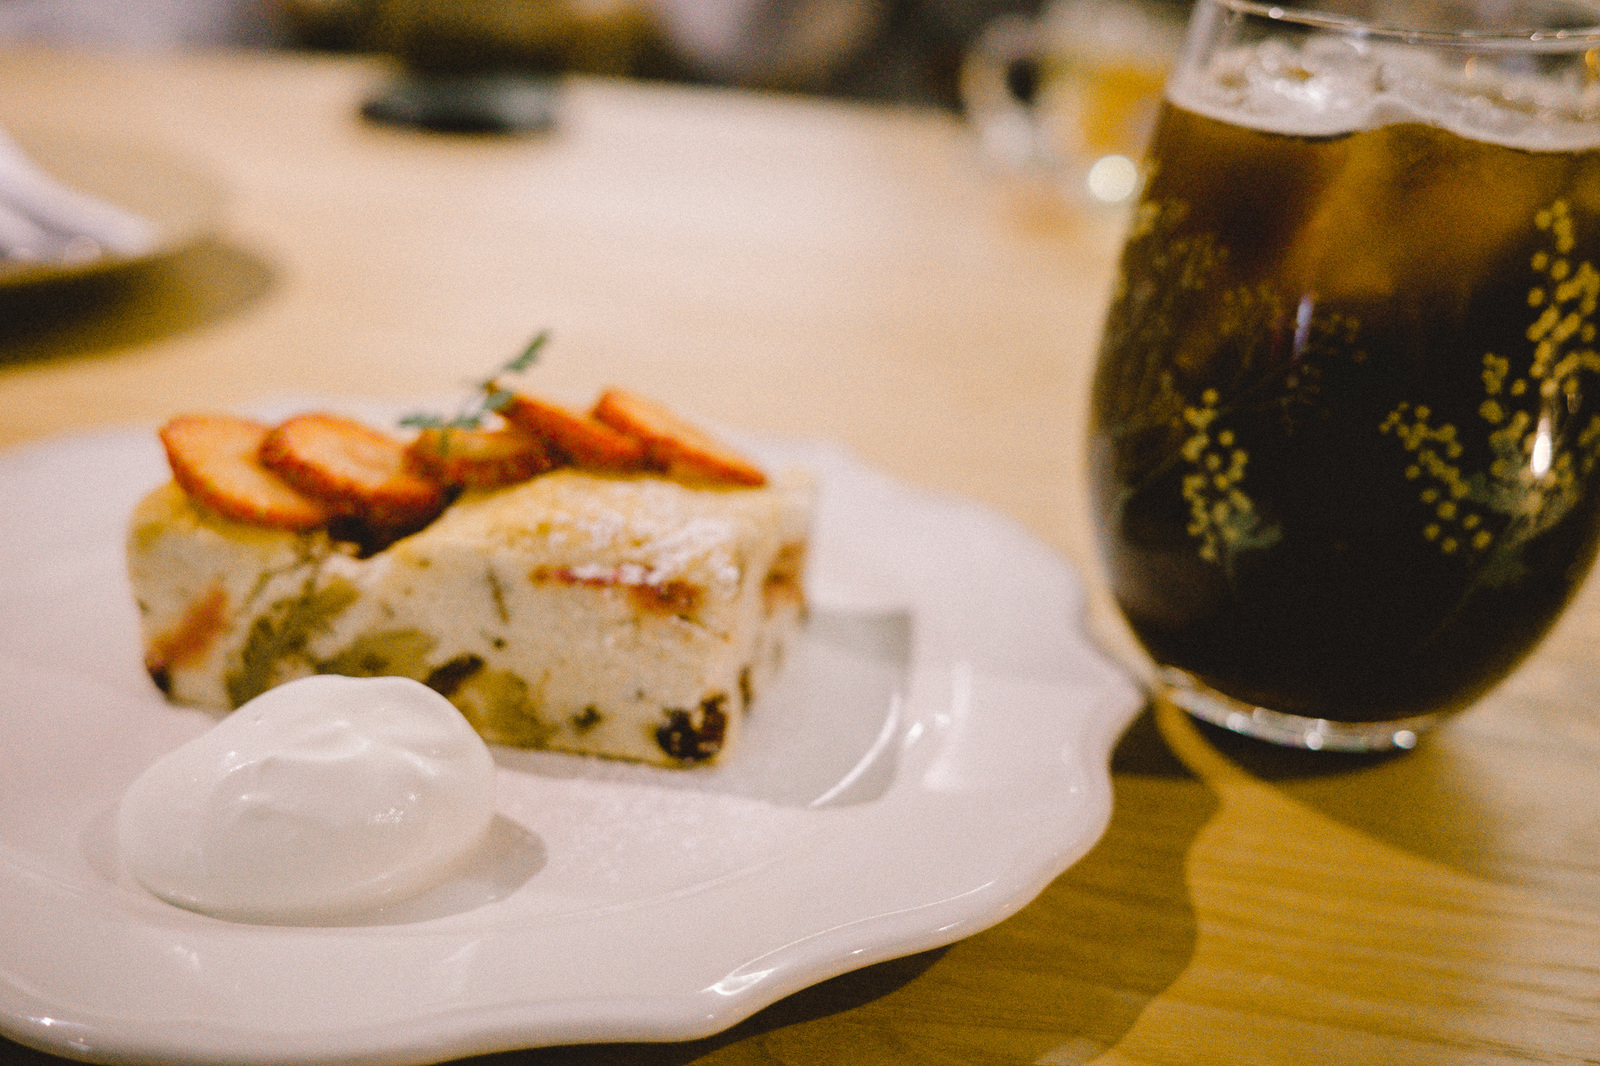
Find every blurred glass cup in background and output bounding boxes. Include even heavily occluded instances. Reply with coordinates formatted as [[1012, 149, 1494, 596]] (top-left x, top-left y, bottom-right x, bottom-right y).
[[960, 0, 1183, 211]]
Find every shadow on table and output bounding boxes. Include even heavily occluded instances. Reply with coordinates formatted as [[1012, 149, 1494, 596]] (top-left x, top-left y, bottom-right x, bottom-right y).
[[1185, 711, 1578, 893], [0, 240, 274, 366], [457, 705, 1218, 1066]]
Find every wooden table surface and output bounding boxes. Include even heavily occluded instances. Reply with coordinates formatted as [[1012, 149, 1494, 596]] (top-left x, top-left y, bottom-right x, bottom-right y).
[[1, 47, 1597, 1066]]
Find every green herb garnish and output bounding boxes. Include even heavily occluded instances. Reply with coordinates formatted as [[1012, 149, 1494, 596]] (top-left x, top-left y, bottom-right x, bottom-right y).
[[399, 331, 548, 433]]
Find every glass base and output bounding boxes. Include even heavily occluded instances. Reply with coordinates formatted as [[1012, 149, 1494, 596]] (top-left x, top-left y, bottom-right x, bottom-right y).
[[1154, 668, 1447, 752]]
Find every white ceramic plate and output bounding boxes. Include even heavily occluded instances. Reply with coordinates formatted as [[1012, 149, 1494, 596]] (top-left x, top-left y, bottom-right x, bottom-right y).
[[0, 421, 1142, 1066]]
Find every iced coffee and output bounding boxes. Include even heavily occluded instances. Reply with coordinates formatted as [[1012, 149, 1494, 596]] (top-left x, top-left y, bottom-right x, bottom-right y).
[[1089, 0, 1600, 748]]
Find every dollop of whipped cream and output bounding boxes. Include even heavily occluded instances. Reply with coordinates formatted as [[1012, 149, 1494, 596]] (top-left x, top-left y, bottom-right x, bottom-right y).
[[117, 675, 496, 922]]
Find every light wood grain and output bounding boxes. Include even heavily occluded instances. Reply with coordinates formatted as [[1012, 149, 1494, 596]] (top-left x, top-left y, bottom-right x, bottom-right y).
[[1, 47, 1597, 1066]]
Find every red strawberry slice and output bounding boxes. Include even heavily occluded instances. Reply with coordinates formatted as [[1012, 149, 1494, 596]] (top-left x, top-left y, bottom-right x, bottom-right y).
[[592, 388, 766, 487], [159, 415, 332, 531]]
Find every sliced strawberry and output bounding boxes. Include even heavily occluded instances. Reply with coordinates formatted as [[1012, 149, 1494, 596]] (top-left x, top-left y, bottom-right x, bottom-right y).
[[591, 388, 767, 487], [499, 392, 651, 472], [260, 412, 446, 532], [405, 423, 558, 489], [159, 415, 332, 531]]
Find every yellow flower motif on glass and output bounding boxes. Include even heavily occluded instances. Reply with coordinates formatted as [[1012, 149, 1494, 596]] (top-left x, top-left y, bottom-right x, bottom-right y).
[[1179, 389, 1279, 573], [1383, 199, 1600, 584]]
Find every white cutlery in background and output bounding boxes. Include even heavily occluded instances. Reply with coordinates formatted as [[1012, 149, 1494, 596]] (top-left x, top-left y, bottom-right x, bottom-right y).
[[0, 126, 158, 267]]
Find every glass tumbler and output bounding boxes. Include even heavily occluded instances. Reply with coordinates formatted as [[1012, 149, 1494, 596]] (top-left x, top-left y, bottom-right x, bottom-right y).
[[1088, 0, 1600, 750]]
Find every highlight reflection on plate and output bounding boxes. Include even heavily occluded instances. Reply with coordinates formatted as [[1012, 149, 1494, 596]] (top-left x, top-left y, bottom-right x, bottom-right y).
[[0, 420, 1142, 1066]]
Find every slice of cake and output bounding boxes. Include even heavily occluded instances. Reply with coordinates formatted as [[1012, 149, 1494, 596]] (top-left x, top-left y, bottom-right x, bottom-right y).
[[127, 384, 811, 767]]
